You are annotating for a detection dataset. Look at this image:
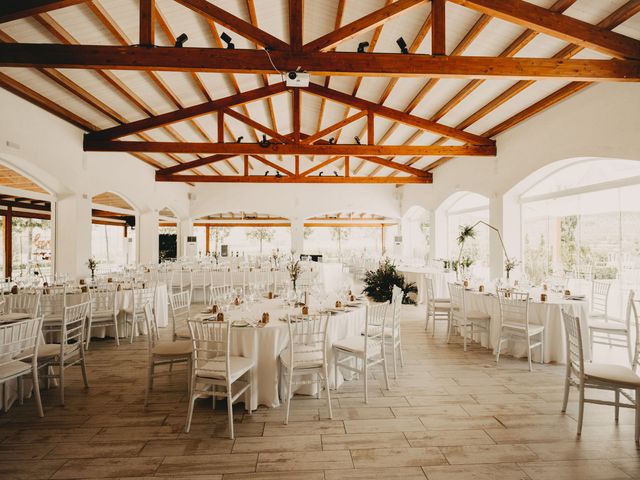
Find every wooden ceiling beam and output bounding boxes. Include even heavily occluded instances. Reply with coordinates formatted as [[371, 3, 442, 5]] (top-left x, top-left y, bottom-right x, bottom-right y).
[[86, 82, 287, 141], [139, 0, 154, 47], [4, 45, 640, 81], [250, 155, 294, 176], [223, 107, 291, 144], [84, 140, 496, 157], [302, 111, 367, 144], [0, 0, 88, 23], [431, 0, 446, 55], [448, 0, 640, 60], [157, 154, 238, 175], [303, 0, 425, 52], [300, 156, 342, 176], [173, 0, 289, 50], [289, 0, 303, 52], [156, 174, 431, 184], [305, 83, 494, 145]]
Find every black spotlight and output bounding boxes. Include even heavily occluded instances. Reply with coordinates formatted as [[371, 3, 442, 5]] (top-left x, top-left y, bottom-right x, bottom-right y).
[[236, 136, 244, 143], [220, 32, 235, 49], [333, 171, 339, 177], [354, 136, 361, 145], [264, 170, 269, 176], [275, 171, 282, 178], [357, 41, 369, 53], [328, 137, 335, 144], [175, 33, 188, 48], [396, 37, 408, 54], [319, 171, 324, 176], [259, 134, 270, 148]]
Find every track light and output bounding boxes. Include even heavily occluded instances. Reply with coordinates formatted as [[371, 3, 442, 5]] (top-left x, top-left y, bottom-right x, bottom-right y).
[[175, 33, 188, 48], [259, 134, 270, 148], [236, 136, 244, 143], [220, 32, 235, 49], [264, 170, 269, 176], [328, 137, 335, 144], [354, 136, 361, 145], [333, 171, 339, 177], [319, 171, 323, 176], [275, 171, 282, 178], [396, 37, 408, 54], [357, 41, 369, 53]]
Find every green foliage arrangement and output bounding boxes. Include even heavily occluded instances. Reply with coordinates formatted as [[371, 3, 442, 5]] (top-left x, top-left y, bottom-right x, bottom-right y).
[[362, 258, 417, 305]]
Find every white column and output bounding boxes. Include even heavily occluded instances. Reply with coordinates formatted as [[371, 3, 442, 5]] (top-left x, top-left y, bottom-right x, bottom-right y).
[[55, 193, 92, 279], [138, 210, 159, 265], [177, 218, 193, 258], [290, 217, 304, 256], [488, 193, 521, 281], [431, 207, 447, 262]]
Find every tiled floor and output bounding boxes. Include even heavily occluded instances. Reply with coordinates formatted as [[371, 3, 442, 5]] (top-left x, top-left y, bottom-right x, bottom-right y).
[[1, 302, 639, 479]]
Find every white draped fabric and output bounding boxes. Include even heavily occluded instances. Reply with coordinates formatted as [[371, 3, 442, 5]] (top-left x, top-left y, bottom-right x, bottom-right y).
[[462, 290, 590, 363], [398, 266, 455, 303], [199, 299, 366, 409]]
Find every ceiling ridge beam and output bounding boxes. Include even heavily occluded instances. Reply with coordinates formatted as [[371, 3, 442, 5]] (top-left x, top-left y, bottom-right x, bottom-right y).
[[4, 45, 640, 81], [155, 174, 431, 184], [303, 0, 425, 52], [83, 140, 496, 156], [305, 83, 494, 146], [173, 0, 289, 50], [448, 0, 640, 60]]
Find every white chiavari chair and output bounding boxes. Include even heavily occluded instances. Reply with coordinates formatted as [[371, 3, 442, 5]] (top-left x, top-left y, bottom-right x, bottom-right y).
[[169, 290, 191, 341], [280, 313, 332, 424], [496, 289, 544, 371], [209, 285, 233, 307], [37, 302, 90, 405], [333, 303, 390, 403], [590, 280, 612, 321], [0, 317, 44, 416], [386, 285, 405, 379], [123, 287, 155, 343], [424, 276, 451, 335], [40, 287, 67, 340], [8, 292, 40, 318], [86, 288, 119, 349], [448, 283, 491, 352], [561, 308, 640, 442], [185, 319, 253, 439], [143, 304, 192, 406]]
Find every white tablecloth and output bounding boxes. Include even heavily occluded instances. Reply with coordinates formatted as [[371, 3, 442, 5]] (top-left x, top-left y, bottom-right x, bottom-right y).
[[398, 266, 455, 303], [199, 299, 366, 409], [463, 290, 590, 363]]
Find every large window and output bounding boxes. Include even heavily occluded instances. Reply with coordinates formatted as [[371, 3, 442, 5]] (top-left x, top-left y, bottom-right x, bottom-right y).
[[522, 159, 640, 319], [445, 192, 490, 278], [303, 226, 394, 259], [194, 225, 291, 257], [91, 223, 130, 269], [11, 216, 52, 279], [402, 207, 430, 264]]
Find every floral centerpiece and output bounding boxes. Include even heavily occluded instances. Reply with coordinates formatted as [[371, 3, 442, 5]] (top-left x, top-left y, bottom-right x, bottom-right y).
[[87, 257, 97, 280], [362, 258, 417, 304], [505, 258, 519, 280], [287, 259, 301, 292]]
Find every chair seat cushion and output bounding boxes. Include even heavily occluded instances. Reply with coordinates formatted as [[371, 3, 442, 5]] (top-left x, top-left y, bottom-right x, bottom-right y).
[[585, 363, 640, 387], [196, 356, 254, 382], [502, 323, 544, 335], [467, 311, 490, 321], [0, 360, 31, 379], [588, 320, 627, 333], [279, 348, 324, 370], [433, 298, 450, 304], [433, 305, 451, 312], [152, 340, 192, 357], [36, 343, 79, 359], [333, 335, 380, 357]]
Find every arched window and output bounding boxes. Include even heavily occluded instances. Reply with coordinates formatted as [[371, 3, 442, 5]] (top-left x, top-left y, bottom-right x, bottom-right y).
[[445, 192, 490, 277], [521, 158, 640, 318]]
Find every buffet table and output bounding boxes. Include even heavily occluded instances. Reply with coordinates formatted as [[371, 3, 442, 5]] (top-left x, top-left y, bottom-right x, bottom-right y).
[[197, 298, 366, 409]]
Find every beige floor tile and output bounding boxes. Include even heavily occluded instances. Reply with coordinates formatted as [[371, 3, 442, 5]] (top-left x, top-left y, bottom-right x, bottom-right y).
[[45, 441, 146, 459], [611, 458, 640, 479], [519, 460, 632, 480], [344, 417, 426, 434], [325, 466, 427, 479], [350, 447, 447, 468], [139, 438, 234, 456], [0, 460, 67, 480], [441, 444, 538, 465], [391, 405, 469, 417], [419, 415, 503, 430], [329, 407, 395, 420], [486, 426, 581, 444], [405, 429, 495, 447], [322, 432, 410, 450], [422, 463, 530, 480], [51, 457, 163, 479], [262, 420, 345, 436], [338, 396, 410, 407], [156, 454, 257, 476], [256, 450, 353, 471], [0, 443, 56, 460], [225, 473, 324, 480], [233, 434, 321, 453], [528, 441, 640, 461]]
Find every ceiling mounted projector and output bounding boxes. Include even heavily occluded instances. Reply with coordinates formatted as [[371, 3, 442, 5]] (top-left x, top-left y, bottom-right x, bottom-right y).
[[286, 71, 309, 87]]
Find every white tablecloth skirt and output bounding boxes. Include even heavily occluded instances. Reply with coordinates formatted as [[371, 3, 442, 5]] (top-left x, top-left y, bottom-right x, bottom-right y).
[[215, 302, 366, 409], [463, 291, 590, 363], [399, 267, 455, 303]]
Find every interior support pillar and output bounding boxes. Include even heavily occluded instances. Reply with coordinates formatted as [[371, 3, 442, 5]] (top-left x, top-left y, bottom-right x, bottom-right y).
[[55, 194, 91, 280], [290, 217, 304, 256], [138, 210, 159, 265]]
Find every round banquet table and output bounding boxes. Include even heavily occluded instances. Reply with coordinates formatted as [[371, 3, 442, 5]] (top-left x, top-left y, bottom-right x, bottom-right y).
[[462, 289, 590, 363], [398, 266, 455, 303], [197, 298, 366, 409]]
